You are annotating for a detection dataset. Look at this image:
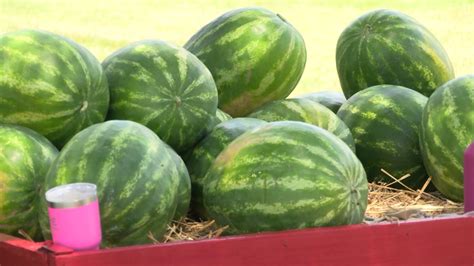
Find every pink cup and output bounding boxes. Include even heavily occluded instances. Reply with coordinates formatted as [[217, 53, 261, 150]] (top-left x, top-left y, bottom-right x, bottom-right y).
[[46, 183, 102, 251]]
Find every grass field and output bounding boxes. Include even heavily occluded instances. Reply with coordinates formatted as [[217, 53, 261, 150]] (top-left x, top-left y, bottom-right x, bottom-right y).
[[1, 0, 473, 96]]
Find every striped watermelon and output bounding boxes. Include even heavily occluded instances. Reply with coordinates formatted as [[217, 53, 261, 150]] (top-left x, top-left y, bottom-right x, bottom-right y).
[[185, 118, 266, 217], [103, 40, 218, 153], [420, 75, 474, 201], [203, 121, 367, 234], [248, 98, 355, 152], [165, 145, 191, 220], [294, 91, 346, 113], [0, 124, 58, 240], [337, 85, 428, 189], [204, 109, 232, 135], [0, 30, 109, 148], [185, 7, 306, 117], [336, 9, 454, 98], [39, 120, 180, 247], [215, 109, 232, 124]]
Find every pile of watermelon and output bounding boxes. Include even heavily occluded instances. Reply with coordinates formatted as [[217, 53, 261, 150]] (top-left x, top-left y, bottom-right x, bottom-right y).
[[0, 7, 472, 248]]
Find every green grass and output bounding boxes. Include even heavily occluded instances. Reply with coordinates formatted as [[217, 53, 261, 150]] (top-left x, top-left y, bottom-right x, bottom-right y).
[[1, 0, 473, 96]]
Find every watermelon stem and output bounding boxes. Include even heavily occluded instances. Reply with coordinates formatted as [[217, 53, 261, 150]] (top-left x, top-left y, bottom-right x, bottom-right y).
[[80, 101, 89, 112], [363, 24, 372, 38], [276, 13, 287, 23], [175, 96, 182, 107]]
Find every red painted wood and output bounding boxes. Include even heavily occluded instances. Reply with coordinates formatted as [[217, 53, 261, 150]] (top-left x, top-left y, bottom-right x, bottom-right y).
[[47, 216, 474, 266], [42, 240, 75, 255], [465, 142, 474, 212], [0, 234, 48, 266]]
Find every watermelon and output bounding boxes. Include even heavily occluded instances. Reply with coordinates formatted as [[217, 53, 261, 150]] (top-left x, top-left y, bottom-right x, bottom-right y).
[[203, 121, 368, 235], [185, 7, 306, 117], [215, 109, 232, 124], [248, 98, 355, 152], [336, 9, 454, 98], [185, 118, 266, 217], [420, 75, 474, 201], [165, 145, 191, 220], [39, 120, 180, 247], [0, 124, 58, 240], [204, 109, 232, 135], [337, 85, 428, 189], [294, 91, 346, 113], [0, 30, 109, 148], [103, 40, 218, 153]]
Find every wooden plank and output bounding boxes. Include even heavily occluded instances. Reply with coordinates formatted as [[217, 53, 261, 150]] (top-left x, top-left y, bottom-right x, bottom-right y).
[[0, 234, 48, 266], [49, 216, 474, 266]]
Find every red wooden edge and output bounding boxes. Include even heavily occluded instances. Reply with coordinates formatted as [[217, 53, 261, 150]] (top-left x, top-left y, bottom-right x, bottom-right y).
[[0, 233, 48, 266], [1, 216, 473, 266], [49, 216, 474, 266]]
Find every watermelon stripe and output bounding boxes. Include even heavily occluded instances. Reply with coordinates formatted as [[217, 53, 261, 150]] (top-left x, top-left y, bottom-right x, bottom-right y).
[[189, 9, 266, 51], [216, 18, 273, 46], [165, 144, 191, 220], [210, 198, 339, 217], [225, 138, 349, 179], [74, 121, 113, 185], [267, 37, 303, 95], [254, 33, 295, 96], [213, 175, 349, 195], [3, 109, 76, 124], [0, 72, 73, 102]]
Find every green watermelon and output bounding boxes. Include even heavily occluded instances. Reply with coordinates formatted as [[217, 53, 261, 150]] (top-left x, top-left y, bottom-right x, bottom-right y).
[[185, 7, 306, 117], [420, 75, 474, 201], [294, 91, 346, 113], [165, 145, 191, 220], [0, 124, 58, 240], [39, 120, 180, 247], [205, 109, 232, 135], [203, 121, 368, 235], [103, 40, 218, 153], [215, 109, 232, 124], [185, 118, 266, 218], [0, 30, 109, 148], [248, 98, 355, 152], [337, 85, 428, 189], [336, 9, 454, 98]]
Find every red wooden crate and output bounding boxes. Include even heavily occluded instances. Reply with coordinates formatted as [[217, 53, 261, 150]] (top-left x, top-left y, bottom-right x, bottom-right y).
[[1, 215, 473, 266]]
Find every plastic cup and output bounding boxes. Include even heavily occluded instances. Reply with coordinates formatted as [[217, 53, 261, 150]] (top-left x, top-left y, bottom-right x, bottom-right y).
[[46, 183, 102, 251]]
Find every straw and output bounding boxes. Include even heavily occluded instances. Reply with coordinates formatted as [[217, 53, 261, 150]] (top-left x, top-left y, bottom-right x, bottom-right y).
[[149, 218, 229, 244], [365, 179, 463, 221]]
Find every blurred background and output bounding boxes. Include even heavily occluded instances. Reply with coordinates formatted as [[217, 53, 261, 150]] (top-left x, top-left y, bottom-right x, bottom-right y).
[[1, 0, 473, 96]]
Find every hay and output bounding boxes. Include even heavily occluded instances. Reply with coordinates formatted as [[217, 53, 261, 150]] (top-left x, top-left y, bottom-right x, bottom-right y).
[[365, 170, 463, 222], [365, 182, 463, 221], [149, 218, 228, 244]]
